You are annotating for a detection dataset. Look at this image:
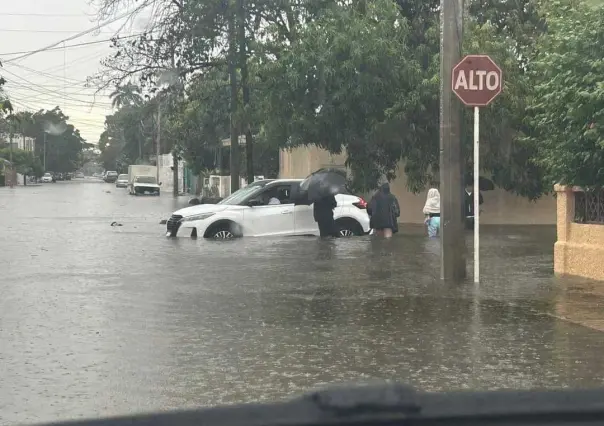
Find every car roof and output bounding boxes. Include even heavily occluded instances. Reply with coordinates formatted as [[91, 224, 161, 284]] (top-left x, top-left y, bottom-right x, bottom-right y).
[[256, 179, 303, 186]]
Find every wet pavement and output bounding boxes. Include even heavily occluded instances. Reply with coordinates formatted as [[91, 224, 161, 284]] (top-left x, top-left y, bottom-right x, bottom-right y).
[[1, 180, 604, 425]]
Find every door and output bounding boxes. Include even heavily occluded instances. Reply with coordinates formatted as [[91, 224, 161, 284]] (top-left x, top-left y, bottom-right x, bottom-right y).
[[242, 184, 295, 236], [294, 204, 319, 235]]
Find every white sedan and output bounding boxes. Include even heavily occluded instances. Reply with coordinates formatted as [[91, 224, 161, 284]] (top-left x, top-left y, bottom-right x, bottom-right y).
[[41, 173, 53, 183], [165, 179, 370, 239]]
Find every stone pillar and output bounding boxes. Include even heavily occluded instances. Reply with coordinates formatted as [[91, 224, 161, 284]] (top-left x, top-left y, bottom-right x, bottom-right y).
[[554, 184, 573, 276]]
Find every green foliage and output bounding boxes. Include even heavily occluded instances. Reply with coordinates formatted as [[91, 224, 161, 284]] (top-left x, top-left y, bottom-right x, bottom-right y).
[[259, 0, 422, 192], [527, 0, 604, 188], [0, 148, 43, 177], [96, 0, 601, 198], [0, 108, 87, 174]]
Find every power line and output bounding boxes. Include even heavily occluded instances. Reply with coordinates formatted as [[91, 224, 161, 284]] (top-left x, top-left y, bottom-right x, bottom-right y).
[[6, 47, 110, 85], [0, 34, 142, 56], [0, 12, 90, 17], [0, 29, 117, 34], [3, 6, 147, 63], [2, 68, 113, 108]]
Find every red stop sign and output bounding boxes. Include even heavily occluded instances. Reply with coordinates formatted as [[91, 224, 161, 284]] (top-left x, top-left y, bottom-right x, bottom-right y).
[[452, 55, 502, 107]]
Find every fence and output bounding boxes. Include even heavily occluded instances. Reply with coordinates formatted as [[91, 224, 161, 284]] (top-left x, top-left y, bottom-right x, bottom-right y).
[[574, 189, 604, 224]]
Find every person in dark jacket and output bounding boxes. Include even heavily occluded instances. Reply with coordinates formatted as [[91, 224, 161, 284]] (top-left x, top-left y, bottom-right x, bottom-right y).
[[368, 183, 400, 238], [313, 194, 338, 237]]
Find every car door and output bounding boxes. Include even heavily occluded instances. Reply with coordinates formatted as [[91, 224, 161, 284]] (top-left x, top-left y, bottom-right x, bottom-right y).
[[294, 204, 319, 235], [243, 184, 295, 236]]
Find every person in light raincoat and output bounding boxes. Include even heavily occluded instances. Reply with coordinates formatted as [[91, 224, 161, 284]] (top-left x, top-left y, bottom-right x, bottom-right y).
[[423, 188, 440, 238]]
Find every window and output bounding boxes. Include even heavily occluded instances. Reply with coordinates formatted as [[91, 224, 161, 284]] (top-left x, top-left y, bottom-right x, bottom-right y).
[[260, 185, 292, 205]]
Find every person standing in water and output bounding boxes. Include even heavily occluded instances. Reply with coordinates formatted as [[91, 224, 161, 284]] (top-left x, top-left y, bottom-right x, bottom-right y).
[[313, 194, 338, 237], [368, 183, 400, 238], [423, 188, 440, 237]]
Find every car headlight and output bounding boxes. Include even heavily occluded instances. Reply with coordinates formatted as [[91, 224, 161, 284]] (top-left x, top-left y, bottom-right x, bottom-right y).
[[182, 212, 215, 222]]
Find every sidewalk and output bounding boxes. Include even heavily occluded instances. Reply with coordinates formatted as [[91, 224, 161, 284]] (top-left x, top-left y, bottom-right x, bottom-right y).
[[551, 278, 604, 332]]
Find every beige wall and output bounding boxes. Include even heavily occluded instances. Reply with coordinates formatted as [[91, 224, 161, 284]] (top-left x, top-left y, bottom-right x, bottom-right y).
[[279, 145, 556, 225], [554, 185, 604, 281]]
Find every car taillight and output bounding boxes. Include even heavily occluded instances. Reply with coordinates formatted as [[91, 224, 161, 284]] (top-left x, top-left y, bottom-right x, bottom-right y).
[[353, 197, 367, 209]]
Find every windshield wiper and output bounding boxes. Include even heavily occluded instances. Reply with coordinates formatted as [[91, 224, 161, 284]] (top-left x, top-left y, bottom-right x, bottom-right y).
[[36, 383, 604, 426]]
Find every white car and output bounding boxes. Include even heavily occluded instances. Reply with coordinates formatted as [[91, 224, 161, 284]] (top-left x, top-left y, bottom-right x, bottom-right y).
[[130, 175, 161, 196], [165, 179, 370, 239], [115, 174, 129, 188], [41, 173, 53, 183]]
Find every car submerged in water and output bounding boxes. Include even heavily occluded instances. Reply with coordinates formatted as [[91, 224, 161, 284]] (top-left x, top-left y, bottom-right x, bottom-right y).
[[130, 175, 161, 196], [165, 179, 370, 239]]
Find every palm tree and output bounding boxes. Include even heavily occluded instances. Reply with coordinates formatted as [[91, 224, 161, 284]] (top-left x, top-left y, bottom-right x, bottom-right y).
[[109, 83, 143, 109]]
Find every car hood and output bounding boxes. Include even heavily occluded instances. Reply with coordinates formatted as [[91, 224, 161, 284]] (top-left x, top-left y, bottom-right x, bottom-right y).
[[173, 204, 229, 217], [133, 182, 160, 188]]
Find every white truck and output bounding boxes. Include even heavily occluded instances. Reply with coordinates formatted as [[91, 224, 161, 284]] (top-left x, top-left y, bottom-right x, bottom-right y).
[[128, 165, 161, 196]]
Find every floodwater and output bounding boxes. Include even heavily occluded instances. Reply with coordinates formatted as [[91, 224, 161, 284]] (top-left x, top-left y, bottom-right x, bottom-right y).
[[1, 180, 603, 425]]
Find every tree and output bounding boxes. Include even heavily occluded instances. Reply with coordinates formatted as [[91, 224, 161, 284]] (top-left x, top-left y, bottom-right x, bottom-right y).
[[0, 107, 88, 173], [94, 0, 550, 198], [0, 62, 13, 117], [528, 0, 604, 188], [109, 83, 144, 109]]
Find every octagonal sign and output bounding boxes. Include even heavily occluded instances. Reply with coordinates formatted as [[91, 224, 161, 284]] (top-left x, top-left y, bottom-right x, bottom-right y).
[[452, 55, 502, 107]]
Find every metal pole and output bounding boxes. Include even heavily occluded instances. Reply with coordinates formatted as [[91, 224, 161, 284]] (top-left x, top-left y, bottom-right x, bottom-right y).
[[9, 132, 13, 163], [473, 106, 480, 284], [9, 132, 14, 188], [43, 132, 47, 171], [439, 0, 466, 282], [156, 101, 161, 184]]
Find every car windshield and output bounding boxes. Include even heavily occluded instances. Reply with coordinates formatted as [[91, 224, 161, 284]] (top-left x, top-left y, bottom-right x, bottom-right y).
[[135, 176, 156, 184], [218, 181, 268, 205], [118, 174, 128, 180], [44, 173, 51, 177]]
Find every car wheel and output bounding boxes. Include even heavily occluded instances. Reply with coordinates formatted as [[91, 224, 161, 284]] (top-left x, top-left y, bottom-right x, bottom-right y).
[[335, 219, 362, 237], [208, 223, 238, 240]]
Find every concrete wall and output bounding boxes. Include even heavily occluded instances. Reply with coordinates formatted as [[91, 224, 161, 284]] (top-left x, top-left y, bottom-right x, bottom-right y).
[[279, 145, 556, 225], [554, 185, 604, 281], [157, 154, 184, 194]]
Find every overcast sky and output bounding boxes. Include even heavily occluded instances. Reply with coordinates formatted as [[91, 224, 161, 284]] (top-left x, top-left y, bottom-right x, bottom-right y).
[[0, 0, 147, 144]]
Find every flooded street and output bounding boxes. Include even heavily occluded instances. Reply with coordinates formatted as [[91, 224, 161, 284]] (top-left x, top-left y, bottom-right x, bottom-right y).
[[1, 180, 603, 425]]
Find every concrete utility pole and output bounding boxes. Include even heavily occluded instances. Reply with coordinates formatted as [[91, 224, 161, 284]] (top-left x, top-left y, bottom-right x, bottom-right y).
[[173, 153, 179, 197], [9, 132, 14, 188], [156, 101, 161, 184], [43, 132, 47, 171], [439, 0, 466, 282]]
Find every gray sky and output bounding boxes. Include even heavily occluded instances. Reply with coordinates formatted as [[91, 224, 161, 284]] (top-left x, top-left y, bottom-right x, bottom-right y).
[[0, 0, 146, 144]]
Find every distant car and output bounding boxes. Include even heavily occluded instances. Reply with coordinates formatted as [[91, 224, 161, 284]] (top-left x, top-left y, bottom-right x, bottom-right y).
[[65, 173, 72, 181], [41, 173, 54, 183], [75, 172, 85, 179], [115, 174, 129, 188], [104, 171, 118, 183]]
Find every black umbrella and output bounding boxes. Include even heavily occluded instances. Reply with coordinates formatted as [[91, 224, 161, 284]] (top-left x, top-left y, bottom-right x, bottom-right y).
[[294, 168, 348, 205], [465, 174, 495, 191]]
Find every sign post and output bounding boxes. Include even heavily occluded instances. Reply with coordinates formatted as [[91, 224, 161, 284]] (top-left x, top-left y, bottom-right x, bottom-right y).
[[452, 55, 503, 284]]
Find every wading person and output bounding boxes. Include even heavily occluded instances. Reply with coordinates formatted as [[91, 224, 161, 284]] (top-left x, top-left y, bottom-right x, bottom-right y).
[[368, 183, 400, 238], [423, 188, 440, 237], [313, 194, 338, 237]]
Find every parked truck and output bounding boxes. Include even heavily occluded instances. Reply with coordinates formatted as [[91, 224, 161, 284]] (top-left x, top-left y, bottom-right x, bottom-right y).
[[127, 165, 161, 196]]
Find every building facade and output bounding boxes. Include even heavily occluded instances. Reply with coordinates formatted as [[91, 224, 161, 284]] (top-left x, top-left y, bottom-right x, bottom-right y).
[[0, 133, 35, 152]]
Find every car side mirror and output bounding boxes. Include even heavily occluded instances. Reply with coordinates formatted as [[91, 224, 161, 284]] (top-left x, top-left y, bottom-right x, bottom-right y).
[[247, 199, 262, 207], [159, 182, 162, 186]]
